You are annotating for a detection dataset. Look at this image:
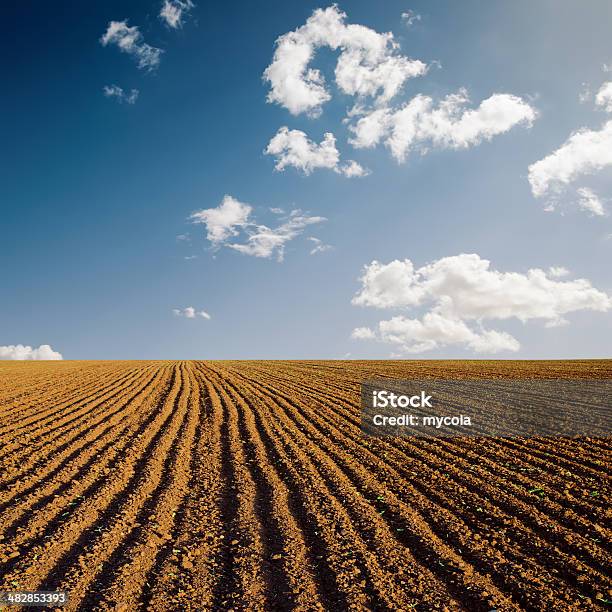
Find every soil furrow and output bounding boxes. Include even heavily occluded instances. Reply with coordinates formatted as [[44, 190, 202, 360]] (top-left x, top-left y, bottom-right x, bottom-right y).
[[0, 359, 609, 611]]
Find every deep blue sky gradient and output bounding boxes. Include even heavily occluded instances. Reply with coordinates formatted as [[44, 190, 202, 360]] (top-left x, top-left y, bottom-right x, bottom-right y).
[[2, 1, 612, 358]]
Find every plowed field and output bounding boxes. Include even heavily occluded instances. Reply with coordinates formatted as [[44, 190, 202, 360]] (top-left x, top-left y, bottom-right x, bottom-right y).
[[0, 360, 610, 611]]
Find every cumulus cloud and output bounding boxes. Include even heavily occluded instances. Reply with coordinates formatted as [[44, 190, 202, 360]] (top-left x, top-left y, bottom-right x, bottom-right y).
[[349, 89, 536, 162], [263, 5, 427, 116], [0, 344, 63, 360], [375, 313, 520, 354], [307, 236, 333, 255], [265, 127, 368, 176], [191, 197, 326, 261], [595, 81, 612, 112], [351, 253, 612, 354], [529, 80, 612, 213], [528, 121, 612, 199], [351, 326, 376, 340], [100, 20, 163, 71], [266, 127, 338, 173], [173, 306, 211, 319], [263, 6, 534, 171], [577, 187, 606, 216], [339, 159, 370, 177], [190, 195, 252, 246], [103, 84, 139, 104], [160, 0, 194, 28], [352, 258, 424, 308]]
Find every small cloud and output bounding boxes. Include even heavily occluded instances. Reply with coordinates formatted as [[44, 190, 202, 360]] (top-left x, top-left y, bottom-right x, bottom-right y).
[[307, 236, 333, 255], [160, 0, 195, 29], [184, 255, 197, 260], [529, 80, 612, 212], [401, 10, 421, 27], [176, 233, 191, 242], [270, 207, 285, 214], [191, 196, 326, 262], [577, 187, 607, 217], [191, 195, 252, 246], [173, 306, 211, 319], [578, 83, 592, 104], [338, 160, 370, 178], [265, 127, 368, 177], [351, 327, 376, 340], [229, 211, 326, 262], [0, 344, 63, 360], [103, 84, 139, 104], [545, 317, 570, 328], [548, 266, 569, 278], [595, 81, 612, 113], [100, 20, 163, 71], [529, 122, 612, 202]]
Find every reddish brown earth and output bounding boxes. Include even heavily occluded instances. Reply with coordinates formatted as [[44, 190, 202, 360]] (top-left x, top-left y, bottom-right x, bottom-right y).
[[0, 360, 610, 611]]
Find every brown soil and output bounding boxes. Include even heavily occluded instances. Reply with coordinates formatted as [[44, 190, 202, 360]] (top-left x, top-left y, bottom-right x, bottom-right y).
[[0, 360, 610, 611]]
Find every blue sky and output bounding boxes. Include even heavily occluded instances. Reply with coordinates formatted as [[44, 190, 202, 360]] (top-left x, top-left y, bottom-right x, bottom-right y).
[[2, 0, 612, 359]]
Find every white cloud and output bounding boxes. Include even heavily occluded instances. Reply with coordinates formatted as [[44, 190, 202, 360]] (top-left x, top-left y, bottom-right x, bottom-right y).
[[374, 313, 520, 354], [265, 127, 338, 173], [229, 210, 326, 262], [338, 159, 370, 177], [263, 5, 427, 116], [190, 195, 252, 245], [191, 197, 326, 261], [100, 20, 163, 71], [0, 344, 63, 360], [307, 236, 332, 255], [548, 266, 569, 278], [352, 258, 425, 308], [263, 6, 533, 171], [265, 127, 368, 177], [349, 89, 536, 162], [351, 326, 376, 340], [160, 0, 194, 28], [529, 81, 612, 212], [400, 10, 421, 27], [103, 84, 139, 104], [528, 120, 612, 199], [351, 253, 612, 354], [595, 81, 612, 112], [577, 187, 607, 216], [173, 306, 211, 319]]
